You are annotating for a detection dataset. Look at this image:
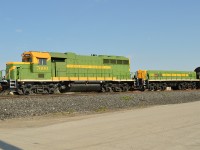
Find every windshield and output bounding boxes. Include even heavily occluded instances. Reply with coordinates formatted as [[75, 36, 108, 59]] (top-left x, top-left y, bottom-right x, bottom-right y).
[[22, 57, 32, 62]]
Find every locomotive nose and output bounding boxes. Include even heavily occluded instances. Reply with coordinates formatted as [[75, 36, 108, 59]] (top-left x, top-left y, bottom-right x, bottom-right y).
[[194, 67, 200, 79]]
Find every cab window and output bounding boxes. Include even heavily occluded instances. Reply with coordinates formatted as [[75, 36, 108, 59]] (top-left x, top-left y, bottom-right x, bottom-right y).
[[38, 58, 47, 65], [22, 57, 32, 62]]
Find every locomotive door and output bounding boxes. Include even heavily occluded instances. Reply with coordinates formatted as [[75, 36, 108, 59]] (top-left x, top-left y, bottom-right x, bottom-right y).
[[51, 62, 56, 77], [51, 58, 66, 78], [16, 67, 21, 80], [54, 62, 66, 77]]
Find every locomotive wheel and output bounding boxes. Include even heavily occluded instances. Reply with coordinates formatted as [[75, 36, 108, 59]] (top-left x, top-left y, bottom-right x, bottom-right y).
[[153, 84, 158, 91], [182, 83, 186, 90], [23, 89, 31, 95], [191, 83, 196, 89], [108, 87, 113, 92], [113, 86, 121, 92], [48, 84, 57, 94], [122, 85, 129, 92], [122, 84, 129, 92], [184, 83, 188, 90], [101, 87, 106, 92], [136, 85, 144, 91], [104, 86, 110, 92], [178, 84, 182, 90], [157, 84, 162, 91], [148, 84, 154, 91], [118, 87, 123, 92], [188, 83, 192, 89], [22, 84, 34, 95], [48, 88, 55, 94], [161, 84, 167, 91]]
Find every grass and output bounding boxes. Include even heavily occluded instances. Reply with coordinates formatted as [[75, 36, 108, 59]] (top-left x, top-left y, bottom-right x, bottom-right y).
[[95, 106, 107, 112], [120, 96, 132, 102]]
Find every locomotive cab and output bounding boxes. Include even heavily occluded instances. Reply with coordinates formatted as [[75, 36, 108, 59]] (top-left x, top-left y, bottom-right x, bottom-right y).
[[22, 53, 32, 63], [135, 70, 147, 90]]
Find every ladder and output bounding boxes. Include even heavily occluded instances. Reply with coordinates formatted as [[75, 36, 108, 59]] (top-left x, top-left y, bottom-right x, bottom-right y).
[[10, 80, 17, 89]]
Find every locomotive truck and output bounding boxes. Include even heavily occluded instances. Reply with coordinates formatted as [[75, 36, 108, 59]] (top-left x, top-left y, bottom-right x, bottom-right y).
[[0, 51, 200, 95]]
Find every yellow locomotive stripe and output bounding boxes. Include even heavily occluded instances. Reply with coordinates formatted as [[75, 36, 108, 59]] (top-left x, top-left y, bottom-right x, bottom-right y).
[[66, 64, 111, 69], [5, 66, 17, 78], [9, 66, 17, 71], [162, 74, 189, 77], [149, 73, 189, 77], [6, 62, 30, 65]]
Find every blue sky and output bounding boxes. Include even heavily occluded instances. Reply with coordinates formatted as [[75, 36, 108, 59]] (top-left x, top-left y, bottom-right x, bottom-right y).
[[0, 0, 200, 71]]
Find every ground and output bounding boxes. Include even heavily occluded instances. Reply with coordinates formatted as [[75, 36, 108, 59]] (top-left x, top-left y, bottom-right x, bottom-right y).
[[0, 101, 200, 150]]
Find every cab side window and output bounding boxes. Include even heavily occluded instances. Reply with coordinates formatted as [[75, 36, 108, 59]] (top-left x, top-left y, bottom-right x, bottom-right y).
[[38, 58, 47, 65]]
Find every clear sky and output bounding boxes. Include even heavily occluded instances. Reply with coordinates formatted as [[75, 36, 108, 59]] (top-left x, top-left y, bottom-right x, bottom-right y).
[[0, 0, 200, 72]]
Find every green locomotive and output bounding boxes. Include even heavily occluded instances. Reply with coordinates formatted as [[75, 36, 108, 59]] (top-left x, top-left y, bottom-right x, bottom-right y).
[[136, 69, 200, 91], [5, 51, 133, 94]]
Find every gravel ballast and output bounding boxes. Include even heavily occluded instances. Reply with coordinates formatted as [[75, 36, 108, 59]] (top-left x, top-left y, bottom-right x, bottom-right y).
[[0, 91, 200, 120]]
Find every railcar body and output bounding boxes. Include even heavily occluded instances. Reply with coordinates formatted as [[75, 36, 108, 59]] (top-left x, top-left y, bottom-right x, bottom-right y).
[[5, 51, 133, 94], [136, 70, 200, 91]]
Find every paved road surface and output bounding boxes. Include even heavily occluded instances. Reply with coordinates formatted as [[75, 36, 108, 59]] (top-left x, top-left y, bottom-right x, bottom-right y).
[[0, 101, 200, 150]]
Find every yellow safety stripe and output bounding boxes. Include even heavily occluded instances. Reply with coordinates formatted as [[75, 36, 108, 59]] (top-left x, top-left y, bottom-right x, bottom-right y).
[[66, 64, 111, 69]]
